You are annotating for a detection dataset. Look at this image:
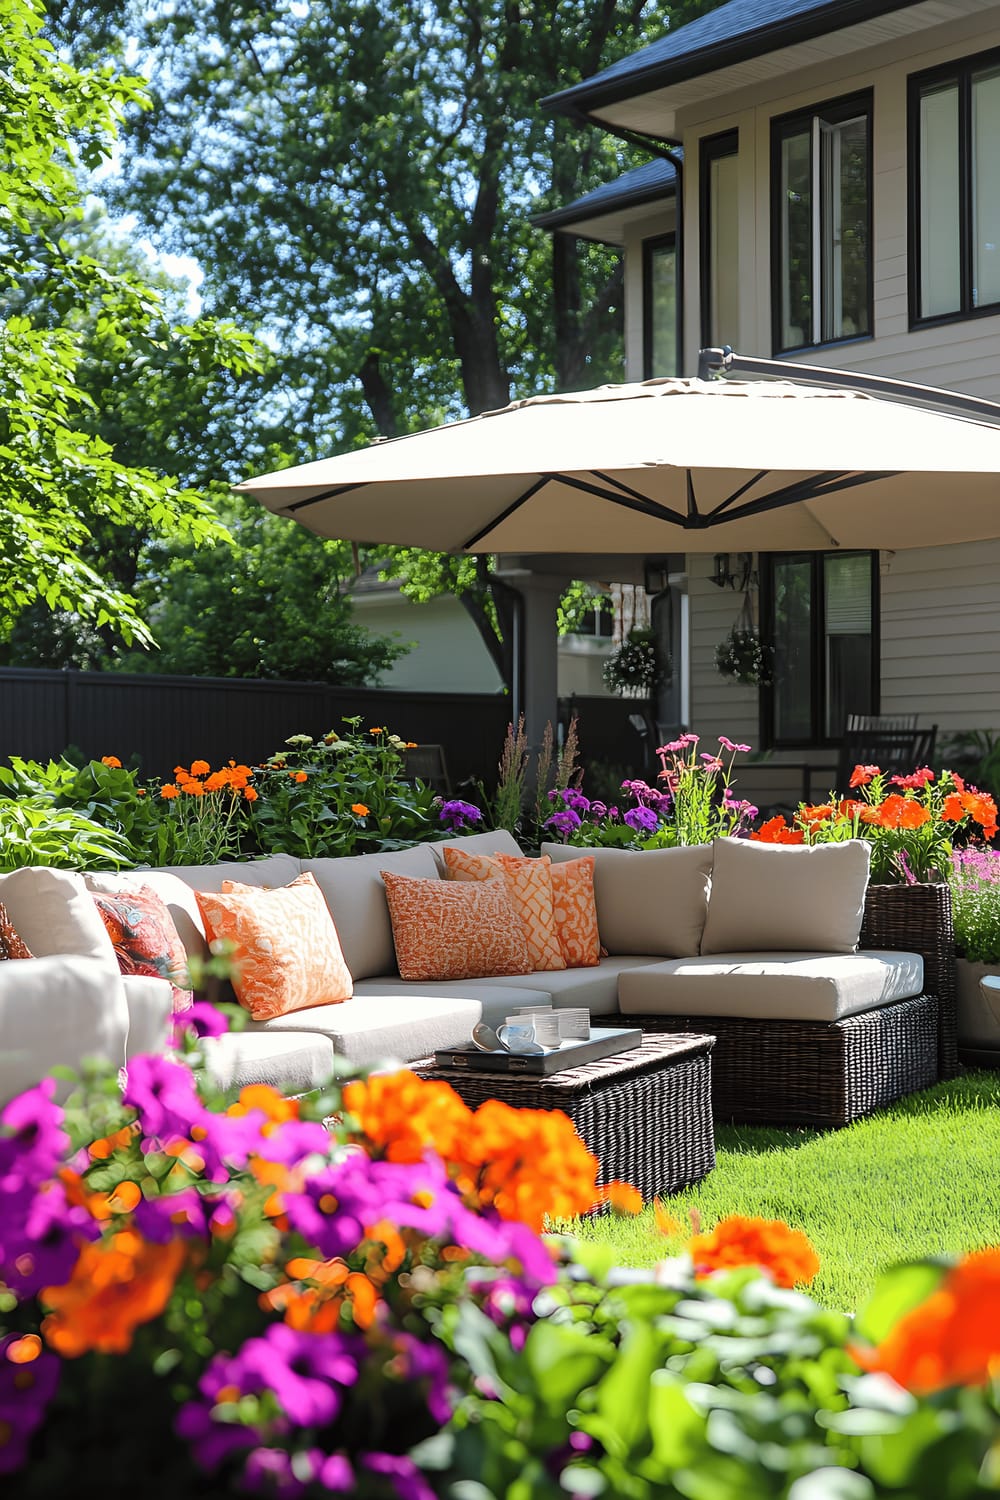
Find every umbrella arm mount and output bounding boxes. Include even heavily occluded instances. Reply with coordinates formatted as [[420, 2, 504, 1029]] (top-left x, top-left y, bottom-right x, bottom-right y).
[[698, 347, 1000, 429]]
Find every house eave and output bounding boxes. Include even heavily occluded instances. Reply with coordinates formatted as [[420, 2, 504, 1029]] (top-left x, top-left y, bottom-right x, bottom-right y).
[[542, 0, 915, 123]]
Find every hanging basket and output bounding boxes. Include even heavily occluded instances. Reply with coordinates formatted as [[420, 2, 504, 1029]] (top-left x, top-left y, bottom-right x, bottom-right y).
[[603, 627, 671, 698], [715, 592, 772, 687]]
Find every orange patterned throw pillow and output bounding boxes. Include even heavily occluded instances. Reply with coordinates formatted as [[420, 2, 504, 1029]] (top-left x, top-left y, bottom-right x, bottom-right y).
[[549, 854, 600, 968], [195, 872, 353, 1021], [442, 847, 566, 972], [380, 871, 530, 981], [0, 901, 32, 960]]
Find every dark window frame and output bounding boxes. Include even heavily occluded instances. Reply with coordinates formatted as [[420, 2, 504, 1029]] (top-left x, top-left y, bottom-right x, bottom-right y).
[[699, 128, 739, 348], [769, 88, 874, 355], [908, 45, 1000, 329], [642, 232, 680, 379], [758, 549, 880, 749]]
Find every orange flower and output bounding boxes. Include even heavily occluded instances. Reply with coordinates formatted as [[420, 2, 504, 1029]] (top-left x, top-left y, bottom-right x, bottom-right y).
[[599, 1180, 644, 1215], [190, 759, 210, 776], [854, 1248, 1000, 1393], [871, 795, 931, 831], [749, 815, 805, 845], [799, 803, 835, 825], [182, 781, 205, 797], [850, 764, 881, 788], [159, 784, 179, 800], [454, 1099, 600, 1229], [351, 803, 370, 817], [653, 1200, 684, 1238], [243, 786, 259, 802], [689, 1215, 820, 1288], [100, 755, 122, 768], [344, 1071, 474, 1167], [290, 770, 308, 784], [42, 1231, 186, 1356]]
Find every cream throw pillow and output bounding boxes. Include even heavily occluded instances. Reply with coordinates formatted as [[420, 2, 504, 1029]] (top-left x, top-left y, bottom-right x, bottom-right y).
[[699, 836, 871, 955], [541, 843, 713, 958]]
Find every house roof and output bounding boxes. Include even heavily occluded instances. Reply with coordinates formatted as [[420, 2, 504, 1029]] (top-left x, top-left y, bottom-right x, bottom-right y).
[[532, 157, 678, 240], [544, 0, 914, 122]]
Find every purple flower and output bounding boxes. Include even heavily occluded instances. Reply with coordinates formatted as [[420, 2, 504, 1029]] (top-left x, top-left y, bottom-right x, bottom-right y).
[[1, 1179, 100, 1297], [243, 1447, 309, 1496], [438, 799, 484, 831], [624, 806, 660, 835], [122, 1054, 206, 1143], [560, 789, 592, 814], [0, 1332, 60, 1474], [589, 800, 608, 817], [0, 1080, 68, 1183], [543, 809, 582, 839], [362, 1452, 437, 1500], [171, 1002, 229, 1045]]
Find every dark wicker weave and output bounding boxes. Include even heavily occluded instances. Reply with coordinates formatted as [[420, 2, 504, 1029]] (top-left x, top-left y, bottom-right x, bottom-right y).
[[630, 995, 939, 1128], [414, 1033, 715, 1201], [860, 881, 958, 1078]]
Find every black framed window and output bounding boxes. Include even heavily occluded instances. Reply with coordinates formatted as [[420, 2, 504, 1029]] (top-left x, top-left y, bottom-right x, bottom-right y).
[[909, 49, 1000, 324], [700, 130, 740, 348], [643, 234, 678, 377], [761, 550, 878, 746], [771, 92, 873, 353]]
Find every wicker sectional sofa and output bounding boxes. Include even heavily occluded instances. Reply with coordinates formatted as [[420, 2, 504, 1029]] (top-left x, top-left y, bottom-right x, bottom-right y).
[[0, 832, 954, 1127]]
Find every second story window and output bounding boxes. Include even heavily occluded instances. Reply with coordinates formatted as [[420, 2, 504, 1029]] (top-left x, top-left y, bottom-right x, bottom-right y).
[[700, 130, 739, 348], [771, 93, 872, 353], [910, 51, 1000, 323], [643, 234, 678, 377]]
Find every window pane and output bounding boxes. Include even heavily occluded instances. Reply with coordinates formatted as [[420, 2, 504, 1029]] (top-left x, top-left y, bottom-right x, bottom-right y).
[[820, 114, 869, 340], [779, 130, 812, 349], [772, 557, 812, 739], [708, 149, 740, 346], [646, 240, 677, 377], [824, 553, 872, 737], [919, 83, 961, 317], [973, 66, 1000, 309]]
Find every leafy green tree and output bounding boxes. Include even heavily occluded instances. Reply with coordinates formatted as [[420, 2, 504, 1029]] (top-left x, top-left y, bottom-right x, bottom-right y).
[[0, 0, 259, 649], [117, 497, 408, 685]]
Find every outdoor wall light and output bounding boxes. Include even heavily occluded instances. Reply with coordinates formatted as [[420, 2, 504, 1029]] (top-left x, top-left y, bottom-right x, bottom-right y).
[[710, 552, 755, 589]]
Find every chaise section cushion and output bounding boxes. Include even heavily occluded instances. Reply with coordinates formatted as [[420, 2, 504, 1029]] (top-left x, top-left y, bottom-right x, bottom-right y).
[[700, 837, 871, 955], [0, 867, 119, 965], [542, 843, 713, 958], [618, 949, 924, 1023], [304, 844, 441, 979], [247, 994, 481, 1068], [201, 1028, 336, 1094], [465, 956, 664, 1022]]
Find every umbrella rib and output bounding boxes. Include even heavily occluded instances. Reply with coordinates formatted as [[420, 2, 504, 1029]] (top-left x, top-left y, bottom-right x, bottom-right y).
[[285, 483, 365, 514], [463, 472, 688, 549], [719, 470, 899, 526], [706, 471, 770, 518], [463, 475, 554, 549]]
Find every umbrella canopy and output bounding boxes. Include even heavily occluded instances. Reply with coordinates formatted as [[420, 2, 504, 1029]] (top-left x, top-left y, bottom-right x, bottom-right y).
[[236, 376, 1000, 554]]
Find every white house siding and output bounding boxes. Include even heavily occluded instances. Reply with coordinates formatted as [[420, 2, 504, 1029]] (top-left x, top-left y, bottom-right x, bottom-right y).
[[619, 4, 1000, 760]]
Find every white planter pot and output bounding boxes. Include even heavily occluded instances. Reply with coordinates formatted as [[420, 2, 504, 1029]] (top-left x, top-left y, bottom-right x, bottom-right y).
[[956, 958, 1000, 1048]]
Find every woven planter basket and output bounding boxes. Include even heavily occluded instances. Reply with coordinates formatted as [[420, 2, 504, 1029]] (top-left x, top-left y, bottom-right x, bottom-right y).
[[860, 880, 958, 1079]]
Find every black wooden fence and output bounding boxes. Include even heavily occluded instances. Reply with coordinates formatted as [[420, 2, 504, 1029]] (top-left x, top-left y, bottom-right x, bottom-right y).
[[0, 668, 647, 791]]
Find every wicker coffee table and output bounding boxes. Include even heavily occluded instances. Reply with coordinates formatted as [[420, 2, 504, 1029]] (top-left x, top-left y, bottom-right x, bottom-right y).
[[415, 1032, 715, 1201]]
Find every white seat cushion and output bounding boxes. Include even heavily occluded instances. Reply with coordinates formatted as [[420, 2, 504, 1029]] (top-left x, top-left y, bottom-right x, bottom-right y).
[[202, 1029, 335, 1094], [246, 993, 481, 1067], [618, 949, 924, 1023], [353, 961, 654, 1024]]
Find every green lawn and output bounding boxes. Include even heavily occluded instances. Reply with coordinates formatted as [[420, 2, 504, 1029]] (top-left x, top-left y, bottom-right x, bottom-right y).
[[568, 1072, 1000, 1311]]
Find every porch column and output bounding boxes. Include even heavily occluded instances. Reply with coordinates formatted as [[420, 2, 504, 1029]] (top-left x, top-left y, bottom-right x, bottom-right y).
[[494, 567, 569, 751]]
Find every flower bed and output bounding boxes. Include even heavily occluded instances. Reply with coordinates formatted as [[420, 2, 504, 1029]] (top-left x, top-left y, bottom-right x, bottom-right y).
[[2, 1018, 1000, 1498]]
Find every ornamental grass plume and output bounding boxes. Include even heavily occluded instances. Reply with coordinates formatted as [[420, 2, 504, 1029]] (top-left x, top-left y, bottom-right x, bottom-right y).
[[752, 764, 998, 882]]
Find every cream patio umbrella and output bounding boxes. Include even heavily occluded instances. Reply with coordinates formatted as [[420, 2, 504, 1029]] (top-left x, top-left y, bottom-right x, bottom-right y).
[[236, 368, 1000, 556]]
